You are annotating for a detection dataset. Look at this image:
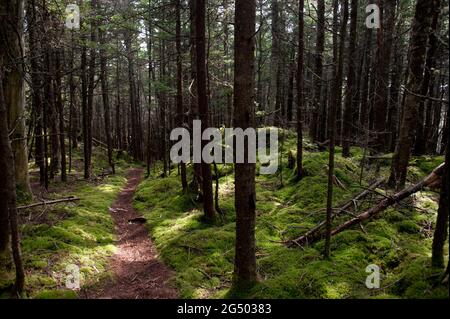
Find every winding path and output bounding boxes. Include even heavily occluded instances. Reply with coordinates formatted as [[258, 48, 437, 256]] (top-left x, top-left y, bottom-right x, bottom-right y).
[[85, 168, 177, 299]]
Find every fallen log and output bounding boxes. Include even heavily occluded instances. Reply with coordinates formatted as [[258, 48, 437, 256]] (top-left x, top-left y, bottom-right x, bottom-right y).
[[330, 163, 444, 237], [289, 179, 384, 247], [17, 197, 81, 210], [92, 137, 108, 149], [289, 163, 445, 247]]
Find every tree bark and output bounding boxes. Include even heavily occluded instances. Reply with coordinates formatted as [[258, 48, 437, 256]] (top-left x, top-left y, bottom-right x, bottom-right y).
[[342, 0, 358, 157], [176, 0, 188, 191], [324, 0, 348, 259], [432, 95, 449, 268], [27, 0, 46, 185], [196, 0, 215, 222], [0, 0, 26, 291], [99, 20, 115, 174], [414, 0, 441, 155], [1, 0, 31, 194], [56, 50, 67, 182], [372, 0, 396, 153], [233, 0, 257, 288], [296, 0, 304, 181], [389, 0, 435, 189], [309, 0, 325, 143]]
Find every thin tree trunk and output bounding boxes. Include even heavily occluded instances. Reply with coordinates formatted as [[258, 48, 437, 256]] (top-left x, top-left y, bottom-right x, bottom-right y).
[[0, 6, 26, 292], [55, 50, 67, 182], [176, 0, 188, 191], [342, 0, 358, 157], [414, 0, 441, 155], [190, 0, 202, 194], [233, 0, 257, 288], [99, 22, 115, 174], [372, 0, 396, 153], [196, 0, 215, 222], [431, 96, 449, 268], [2, 0, 31, 194], [389, 0, 435, 189], [27, 0, 46, 185], [309, 0, 325, 143], [324, 0, 348, 259], [296, 0, 304, 181]]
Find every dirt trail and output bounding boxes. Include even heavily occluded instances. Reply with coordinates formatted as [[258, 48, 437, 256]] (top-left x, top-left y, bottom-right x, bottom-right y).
[[84, 168, 178, 299]]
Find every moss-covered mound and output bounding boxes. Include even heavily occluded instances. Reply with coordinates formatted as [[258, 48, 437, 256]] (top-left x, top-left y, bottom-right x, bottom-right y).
[[134, 133, 448, 299]]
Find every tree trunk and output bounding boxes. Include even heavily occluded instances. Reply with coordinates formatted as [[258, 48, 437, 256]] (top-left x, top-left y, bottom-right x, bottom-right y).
[[389, 0, 435, 189], [342, 0, 358, 157], [372, 0, 396, 153], [414, 0, 441, 155], [296, 0, 304, 181], [55, 50, 67, 182], [309, 0, 325, 143], [1, 0, 31, 194], [176, 0, 188, 191], [359, 27, 373, 141], [432, 96, 449, 268], [27, 0, 46, 185], [269, 0, 280, 126], [386, 40, 403, 152], [189, 0, 202, 194], [324, 0, 348, 259], [99, 22, 115, 174], [233, 0, 257, 288], [196, 0, 215, 222], [0, 0, 26, 292]]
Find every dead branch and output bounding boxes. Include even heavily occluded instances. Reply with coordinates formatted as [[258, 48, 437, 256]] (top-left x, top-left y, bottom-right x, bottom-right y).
[[289, 164, 444, 247], [289, 179, 384, 247], [92, 137, 108, 149], [329, 163, 444, 237], [402, 85, 449, 104], [17, 197, 80, 210]]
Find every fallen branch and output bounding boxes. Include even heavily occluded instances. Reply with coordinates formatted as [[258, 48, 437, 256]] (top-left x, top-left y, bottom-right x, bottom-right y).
[[333, 175, 347, 190], [289, 179, 384, 247], [366, 155, 393, 161], [329, 163, 444, 237], [402, 85, 449, 104], [17, 197, 80, 210], [317, 140, 330, 148], [289, 164, 444, 247]]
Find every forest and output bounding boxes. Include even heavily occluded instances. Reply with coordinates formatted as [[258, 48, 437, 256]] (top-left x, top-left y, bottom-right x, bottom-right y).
[[0, 0, 449, 300]]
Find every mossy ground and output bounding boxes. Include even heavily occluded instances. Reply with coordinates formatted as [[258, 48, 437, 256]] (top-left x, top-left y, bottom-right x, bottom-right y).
[[1, 132, 447, 299], [134, 130, 448, 299], [0, 145, 138, 299]]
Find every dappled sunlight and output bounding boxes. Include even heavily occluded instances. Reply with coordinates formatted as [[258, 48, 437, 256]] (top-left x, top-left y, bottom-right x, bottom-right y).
[[0, 170, 128, 298], [133, 143, 448, 299]]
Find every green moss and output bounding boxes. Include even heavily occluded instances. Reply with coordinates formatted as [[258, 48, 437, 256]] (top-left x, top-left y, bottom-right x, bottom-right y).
[[0, 144, 135, 298], [131, 132, 448, 299], [33, 289, 78, 299], [397, 221, 421, 234], [5, 132, 446, 299]]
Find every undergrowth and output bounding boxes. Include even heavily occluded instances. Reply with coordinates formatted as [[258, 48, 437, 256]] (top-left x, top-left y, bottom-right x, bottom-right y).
[[0, 145, 136, 298], [134, 131, 448, 299]]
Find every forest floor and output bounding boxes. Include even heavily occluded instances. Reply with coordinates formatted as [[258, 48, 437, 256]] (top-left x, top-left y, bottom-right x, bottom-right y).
[[0, 130, 448, 299], [134, 130, 449, 299], [83, 168, 177, 299]]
